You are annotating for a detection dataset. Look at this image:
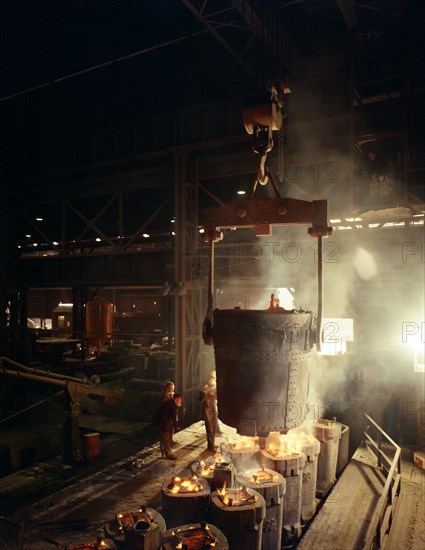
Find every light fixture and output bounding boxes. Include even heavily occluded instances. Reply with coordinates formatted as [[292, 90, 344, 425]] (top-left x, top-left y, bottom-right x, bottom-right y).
[[53, 241, 59, 246], [96, 237, 101, 242], [199, 228, 205, 234], [35, 217, 43, 222], [25, 234, 31, 238], [143, 233, 150, 238], [237, 190, 246, 195]]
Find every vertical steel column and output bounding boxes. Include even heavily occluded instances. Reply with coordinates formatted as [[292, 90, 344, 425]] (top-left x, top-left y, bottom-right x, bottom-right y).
[[6, 288, 28, 361], [72, 287, 87, 359], [173, 148, 201, 424], [348, 42, 356, 210], [402, 69, 410, 205], [0, 195, 9, 356]]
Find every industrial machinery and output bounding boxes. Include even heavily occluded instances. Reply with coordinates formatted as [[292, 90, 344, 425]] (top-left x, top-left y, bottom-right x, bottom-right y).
[[0, 356, 124, 465], [202, 87, 332, 436], [86, 298, 114, 355]]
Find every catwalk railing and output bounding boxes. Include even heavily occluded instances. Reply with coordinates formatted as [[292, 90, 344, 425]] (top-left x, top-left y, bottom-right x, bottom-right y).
[[363, 412, 401, 550]]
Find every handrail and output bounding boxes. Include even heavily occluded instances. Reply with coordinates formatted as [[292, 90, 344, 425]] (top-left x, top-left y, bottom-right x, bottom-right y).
[[363, 413, 401, 550]]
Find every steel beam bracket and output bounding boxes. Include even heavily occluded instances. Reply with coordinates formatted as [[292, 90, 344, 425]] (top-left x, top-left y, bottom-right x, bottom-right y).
[[204, 197, 333, 239]]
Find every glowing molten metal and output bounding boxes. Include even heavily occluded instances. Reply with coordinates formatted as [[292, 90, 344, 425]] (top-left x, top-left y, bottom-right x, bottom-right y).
[[172, 524, 217, 548], [216, 483, 257, 507], [168, 475, 203, 494], [248, 466, 279, 484], [228, 435, 259, 451]]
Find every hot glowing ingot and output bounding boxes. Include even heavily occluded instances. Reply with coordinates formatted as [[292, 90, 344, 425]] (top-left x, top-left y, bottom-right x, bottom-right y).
[[261, 442, 306, 544], [213, 309, 314, 436], [236, 467, 286, 550], [212, 461, 236, 492], [67, 539, 117, 550], [191, 454, 229, 486], [162, 477, 211, 529], [215, 483, 258, 507], [312, 418, 342, 495], [210, 486, 266, 550], [286, 429, 321, 522], [162, 522, 229, 549], [221, 436, 260, 472], [105, 506, 166, 547], [167, 475, 203, 494], [336, 422, 350, 477], [124, 516, 163, 550]]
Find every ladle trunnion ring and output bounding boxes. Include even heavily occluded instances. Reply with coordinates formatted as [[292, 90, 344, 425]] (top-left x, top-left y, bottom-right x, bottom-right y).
[[212, 308, 314, 436]]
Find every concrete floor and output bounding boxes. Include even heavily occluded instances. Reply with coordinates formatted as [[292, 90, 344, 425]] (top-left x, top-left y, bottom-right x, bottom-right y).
[[0, 367, 423, 550]]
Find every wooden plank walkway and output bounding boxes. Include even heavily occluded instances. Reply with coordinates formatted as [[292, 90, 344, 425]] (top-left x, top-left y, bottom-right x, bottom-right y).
[[386, 452, 425, 550], [297, 446, 385, 550]]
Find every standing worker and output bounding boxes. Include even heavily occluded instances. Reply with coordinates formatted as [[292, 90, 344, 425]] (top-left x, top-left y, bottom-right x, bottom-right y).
[[153, 393, 183, 460], [161, 380, 177, 445], [199, 371, 218, 452], [161, 380, 175, 402]]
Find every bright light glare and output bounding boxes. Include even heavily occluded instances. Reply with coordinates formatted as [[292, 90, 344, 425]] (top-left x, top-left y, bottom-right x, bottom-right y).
[[277, 288, 295, 310], [414, 343, 425, 373], [237, 190, 246, 195], [143, 233, 150, 238], [354, 247, 378, 279], [319, 318, 353, 356]]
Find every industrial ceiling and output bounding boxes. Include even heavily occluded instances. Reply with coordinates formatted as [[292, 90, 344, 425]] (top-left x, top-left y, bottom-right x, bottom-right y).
[[0, 0, 423, 256]]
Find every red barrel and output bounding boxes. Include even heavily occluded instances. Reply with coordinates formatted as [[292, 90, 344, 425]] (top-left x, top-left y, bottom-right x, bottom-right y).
[[83, 432, 100, 460]]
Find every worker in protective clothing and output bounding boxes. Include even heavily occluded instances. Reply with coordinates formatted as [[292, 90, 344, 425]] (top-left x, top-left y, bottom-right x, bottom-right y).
[[161, 381, 175, 402], [153, 393, 182, 460], [199, 371, 218, 452]]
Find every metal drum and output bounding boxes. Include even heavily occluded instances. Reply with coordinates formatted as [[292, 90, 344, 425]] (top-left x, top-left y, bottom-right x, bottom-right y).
[[86, 299, 114, 348], [213, 309, 314, 436]]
